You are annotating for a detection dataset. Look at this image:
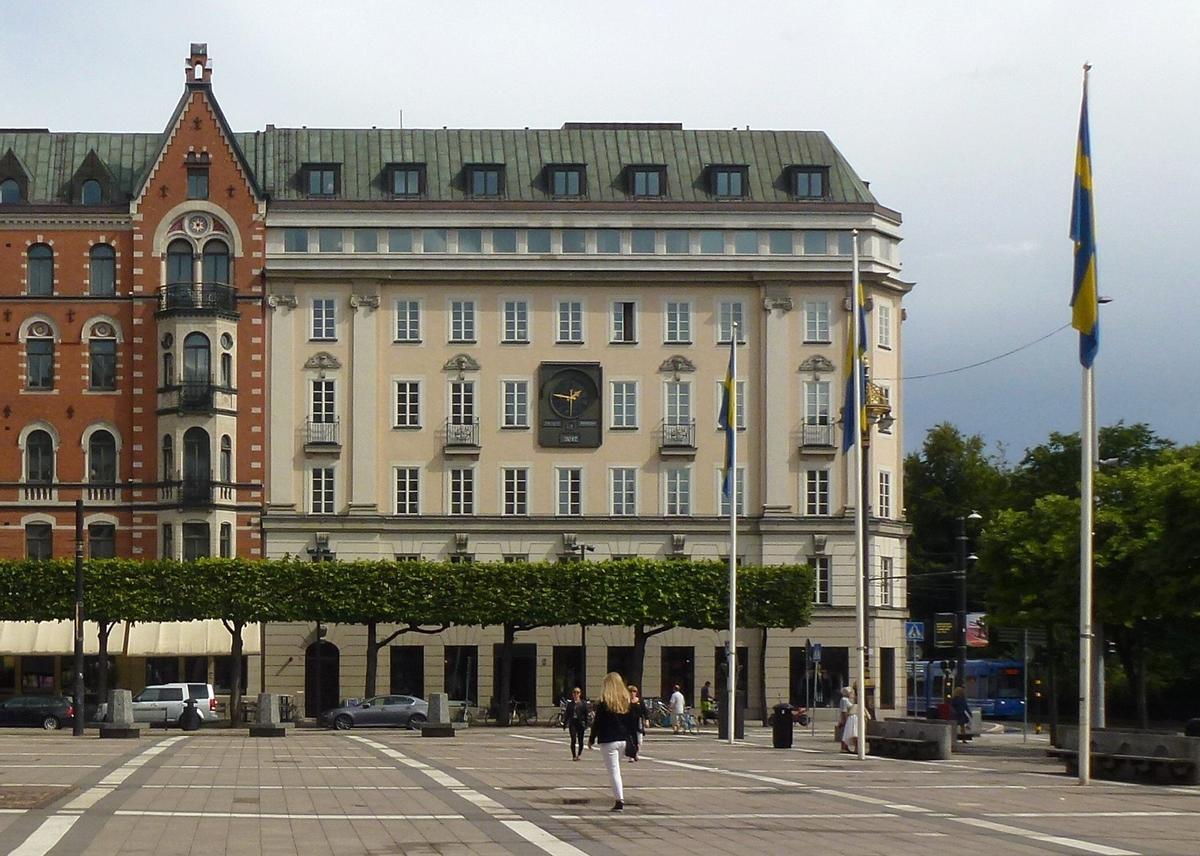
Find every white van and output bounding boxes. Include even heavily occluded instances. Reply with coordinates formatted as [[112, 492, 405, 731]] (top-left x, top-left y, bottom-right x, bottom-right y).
[[128, 683, 219, 725]]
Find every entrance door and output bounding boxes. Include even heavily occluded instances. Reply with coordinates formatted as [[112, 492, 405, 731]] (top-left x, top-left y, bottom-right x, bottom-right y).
[[552, 646, 582, 702], [305, 640, 340, 716], [493, 643, 537, 710], [660, 646, 694, 705]]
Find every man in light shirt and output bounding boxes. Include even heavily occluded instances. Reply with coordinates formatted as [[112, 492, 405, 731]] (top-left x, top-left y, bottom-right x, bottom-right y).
[[668, 684, 686, 734]]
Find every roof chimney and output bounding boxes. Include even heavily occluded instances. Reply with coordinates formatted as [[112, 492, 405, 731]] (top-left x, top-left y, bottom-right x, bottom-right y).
[[186, 43, 212, 86]]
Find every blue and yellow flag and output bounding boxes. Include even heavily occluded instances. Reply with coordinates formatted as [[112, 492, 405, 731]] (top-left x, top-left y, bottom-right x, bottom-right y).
[[1070, 72, 1099, 368], [718, 336, 736, 500], [841, 278, 868, 452]]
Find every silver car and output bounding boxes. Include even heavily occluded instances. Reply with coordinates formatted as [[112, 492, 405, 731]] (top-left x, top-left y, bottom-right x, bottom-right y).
[[320, 695, 428, 730]]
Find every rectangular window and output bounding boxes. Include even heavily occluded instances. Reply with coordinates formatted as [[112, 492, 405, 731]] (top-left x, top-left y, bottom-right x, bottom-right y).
[[804, 301, 830, 343], [187, 168, 209, 200], [182, 522, 210, 561], [219, 522, 231, 558], [311, 468, 334, 514], [450, 468, 474, 515], [395, 300, 421, 342], [284, 228, 308, 252], [387, 229, 413, 253], [611, 381, 637, 428], [352, 229, 378, 253], [665, 301, 691, 343], [562, 229, 586, 253], [768, 230, 793, 254], [311, 299, 336, 340], [493, 228, 517, 253], [611, 467, 636, 516], [550, 166, 584, 197], [503, 300, 528, 343], [879, 556, 894, 607], [311, 379, 335, 423], [503, 380, 529, 427], [557, 300, 583, 343], [699, 230, 725, 254], [391, 165, 424, 196], [665, 380, 691, 425], [665, 230, 690, 253], [395, 467, 419, 515], [719, 467, 746, 517], [394, 381, 420, 428], [630, 167, 664, 197], [503, 468, 528, 516], [25, 523, 52, 560], [836, 231, 855, 256], [810, 556, 831, 605], [468, 165, 503, 197], [423, 228, 448, 252], [317, 228, 343, 253], [526, 229, 551, 253], [718, 301, 745, 343], [802, 231, 828, 255], [596, 229, 620, 253], [27, 339, 53, 389], [88, 523, 116, 559], [791, 167, 826, 199], [733, 231, 759, 254], [631, 229, 656, 254], [89, 339, 118, 390], [611, 301, 636, 342], [556, 467, 582, 516], [878, 470, 892, 519], [450, 300, 476, 342], [457, 228, 482, 253], [805, 469, 830, 516], [306, 165, 338, 197], [877, 303, 892, 349], [805, 381, 831, 425], [666, 467, 691, 516], [450, 380, 475, 424], [161, 524, 173, 560], [712, 167, 746, 198]]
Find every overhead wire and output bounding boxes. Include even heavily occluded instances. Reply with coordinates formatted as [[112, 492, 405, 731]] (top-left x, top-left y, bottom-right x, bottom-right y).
[[874, 322, 1072, 382]]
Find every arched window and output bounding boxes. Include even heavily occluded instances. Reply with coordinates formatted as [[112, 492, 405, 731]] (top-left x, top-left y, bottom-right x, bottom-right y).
[[25, 321, 54, 390], [88, 323, 118, 390], [220, 435, 232, 482], [27, 244, 53, 296], [183, 427, 211, 482], [167, 239, 193, 285], [162, 435, 174, 479], [1, 178, 20, 204], [163, 351, 174, 386], [182, 332, 210, 384], [202, 240, 230, 285], [26, 430, 54, 483], [89, 244, 116, 296], [220, 352, 233, 389], [81, 179, 103, 206], [88, 431, 117, 483]]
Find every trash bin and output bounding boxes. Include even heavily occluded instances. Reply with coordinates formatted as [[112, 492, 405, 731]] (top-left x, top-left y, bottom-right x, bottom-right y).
[[772, 703, 794, 749], [180, 697, 202, 731]]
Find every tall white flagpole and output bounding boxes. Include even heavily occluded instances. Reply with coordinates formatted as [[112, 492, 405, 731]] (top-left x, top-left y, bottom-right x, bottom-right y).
[[727, 322, 738, 746], [851, 232, 867, 760], [1079, 364, 1094, 784]]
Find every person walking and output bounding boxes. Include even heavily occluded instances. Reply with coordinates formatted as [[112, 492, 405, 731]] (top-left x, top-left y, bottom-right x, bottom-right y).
[[700, 680, 714, 724], [836, 686, 851, 744], [588, 671, 631, 811], [625, 685, 648, 761], [668, 684, 686, 734], [950, 686, 972, 742], [563, 687, 588, 760]]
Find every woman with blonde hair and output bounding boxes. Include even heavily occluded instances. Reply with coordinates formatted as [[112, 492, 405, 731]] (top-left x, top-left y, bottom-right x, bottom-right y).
[[588, 671, 631, 811]]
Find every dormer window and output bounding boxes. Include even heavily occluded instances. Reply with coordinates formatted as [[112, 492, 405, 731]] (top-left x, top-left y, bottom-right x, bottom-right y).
[[187, 168, 209, 200], [81, 180, 103, 206], [304, 163, 340, 197], [710, 165, 748, 199], [0, 178, 19, 204], [628, 165, 667, 198], [389, 163, 425, 197], [466, 164, 504, 198], [547, 164, 586, 198], [788, 166, 829, 199]]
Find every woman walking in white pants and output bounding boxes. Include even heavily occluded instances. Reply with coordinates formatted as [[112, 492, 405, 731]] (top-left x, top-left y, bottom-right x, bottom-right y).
[[588, 671, 631, 811]]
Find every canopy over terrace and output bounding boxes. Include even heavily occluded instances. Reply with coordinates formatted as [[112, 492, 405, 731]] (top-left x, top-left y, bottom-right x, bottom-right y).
[[0, 621, 262, 656]]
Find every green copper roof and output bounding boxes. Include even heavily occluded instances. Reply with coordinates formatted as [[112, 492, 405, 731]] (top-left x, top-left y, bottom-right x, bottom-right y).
[[0, 132, 161, 203]]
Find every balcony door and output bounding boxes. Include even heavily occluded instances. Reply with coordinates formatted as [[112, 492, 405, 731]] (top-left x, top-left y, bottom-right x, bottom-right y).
[[167, 239, 193, 285], [183, 333, 211, 384], [183, 427, 211, 483], [450, 380, 475, 425]]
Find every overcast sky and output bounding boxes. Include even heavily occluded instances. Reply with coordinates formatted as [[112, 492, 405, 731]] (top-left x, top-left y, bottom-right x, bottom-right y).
[[5, 1, 1196, 458]]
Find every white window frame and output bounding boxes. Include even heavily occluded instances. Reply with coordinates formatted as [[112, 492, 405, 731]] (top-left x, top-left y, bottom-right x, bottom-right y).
[[394, 380, 421, 428], [556, 467, 583, 516], [449, 379, 476, 424], [610, 467, 637, 516], [395, 299, 421, 342], [717, 300, 746, 344], [449, 299, 476, 343], [502, 467, 529, 516], [665, 466, 692, 516], [804, 380, 831, 425], [665, 380, 691, 425], [502, 299, 529, 343], [502, 379, 530, 428], [610, 300, 637, 343], [310, 379, 335, 423], [877, 302, 892, 349], [718, 466, 746, 517], [310, 467, 335, 514], [394, 466, 420, 515], [715, 379, 746, 430], [311, 298, 336, 341], [556, 299, 584, 343], [810, 555, 831, 605], [804, 300, 830, 343], [611, 380, 638, 429], [449, 467, 475, 516], [879, 556, 894, 607], [878, 469, 892, 518], [665, 300, 692, 344], [805, 468, 830, 516]]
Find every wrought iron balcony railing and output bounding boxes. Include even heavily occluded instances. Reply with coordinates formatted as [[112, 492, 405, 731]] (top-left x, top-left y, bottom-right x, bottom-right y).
[[157, 282, 237, 315]]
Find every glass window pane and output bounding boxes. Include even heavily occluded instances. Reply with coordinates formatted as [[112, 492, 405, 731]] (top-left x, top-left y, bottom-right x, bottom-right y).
[[318, 229, 343, 252], [665, 230, 690, 253], [699, 230, 724, 254], [284, 229, 308, 252], [387, 229, 413, 252], [768, 231, 793, 254], [353, 230, 378, 252], [836, 231, 854, 255], [631, 230, 656, 253], [493, 229, 517, 253], [596, 229, 620, 253], [423, 229, 447, 252], [527, 229, 551, 253], [89, 245, 116, 295], [733, 231, 758, 254], [562, 229, 586, 253], [803, 231, 828, 254], [457, 229, 482, 253]]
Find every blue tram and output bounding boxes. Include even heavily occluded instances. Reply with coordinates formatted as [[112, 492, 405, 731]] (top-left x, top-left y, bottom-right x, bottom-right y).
[[907, 659, 1025, 719]]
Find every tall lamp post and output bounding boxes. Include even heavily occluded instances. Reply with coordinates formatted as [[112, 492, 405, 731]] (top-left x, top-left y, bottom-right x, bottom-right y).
[[859, 374, 893, 711], [569, 542, 595, 696], [956, 512, 982, 687]]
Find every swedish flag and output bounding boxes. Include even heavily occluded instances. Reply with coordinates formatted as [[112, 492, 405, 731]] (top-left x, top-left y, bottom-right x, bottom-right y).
[[841, 277, 868, 452], [1071, 72, 1099, 368], [718, 336, 736, 499]]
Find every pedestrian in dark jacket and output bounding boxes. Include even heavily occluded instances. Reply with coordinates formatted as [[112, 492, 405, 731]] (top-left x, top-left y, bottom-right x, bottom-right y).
[[951, 686, 972, 741], [588, 671, 631, 811], [563, 687, 588, 760], [625, 685, 648, 761]]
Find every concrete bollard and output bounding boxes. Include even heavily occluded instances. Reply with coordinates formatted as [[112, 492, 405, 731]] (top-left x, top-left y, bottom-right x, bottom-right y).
[[99, 689, 145, 739], [249, 692, 291, 738], [422, 692, 455, 738]]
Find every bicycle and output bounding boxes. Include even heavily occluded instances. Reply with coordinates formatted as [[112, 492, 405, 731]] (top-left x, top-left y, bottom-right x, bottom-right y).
[[681, 707, 699, 734]]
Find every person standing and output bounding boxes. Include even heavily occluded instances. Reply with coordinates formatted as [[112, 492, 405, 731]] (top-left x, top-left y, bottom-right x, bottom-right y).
[[668, 684, 686, 734], [589, 672, 631, 811], [625, 685, 648, 761], [563, 687, 588, 760], [836, 686, 851, 745], [950, 686, 972, 742], [700, 680, 714, 723]]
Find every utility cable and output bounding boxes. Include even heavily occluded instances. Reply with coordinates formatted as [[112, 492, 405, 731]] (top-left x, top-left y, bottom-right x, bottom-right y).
[[875, 322, 1072, 382]]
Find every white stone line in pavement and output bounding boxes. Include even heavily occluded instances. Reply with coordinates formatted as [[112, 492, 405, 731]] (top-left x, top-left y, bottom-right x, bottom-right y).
[[988, 811, 1198, 819], [550, 812, 900, 821], [349, 735, 588, 856], [2, 766, 102, 770], [138, 784, 425, 791], [61, 787, 114, 811], [0, 809, 28, 815], [7, 815, 78, 856], [113, 810, 463, 821], [950, 817, 1139, 856]]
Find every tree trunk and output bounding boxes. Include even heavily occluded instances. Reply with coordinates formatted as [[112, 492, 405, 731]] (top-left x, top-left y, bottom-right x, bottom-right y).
[[631, 625, 648, 688], [1046, 623, 1059, 741], [1134, 623, 1149, 729], [228, 621, 245, 727], [97, 620, 113, 721], [497, 623, 516, 727], [365, 621, 378, 698], [759, 627, 769, 725]]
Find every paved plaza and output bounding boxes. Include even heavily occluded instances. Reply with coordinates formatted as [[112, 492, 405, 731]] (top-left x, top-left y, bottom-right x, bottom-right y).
[[0, 724, 1196, 855]]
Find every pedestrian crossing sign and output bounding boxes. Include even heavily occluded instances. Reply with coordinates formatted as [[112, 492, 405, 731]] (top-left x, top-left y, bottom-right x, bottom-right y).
[[905, 620, 925, 642]]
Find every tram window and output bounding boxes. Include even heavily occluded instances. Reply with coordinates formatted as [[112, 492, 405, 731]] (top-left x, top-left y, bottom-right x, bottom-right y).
[[998, 669, 1023, 698]]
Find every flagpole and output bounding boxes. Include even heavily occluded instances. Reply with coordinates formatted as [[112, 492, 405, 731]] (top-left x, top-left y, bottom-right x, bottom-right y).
[[851, 231, 867, 760], [1079, 362, 1094, 785], [727, 322, 738, 746]]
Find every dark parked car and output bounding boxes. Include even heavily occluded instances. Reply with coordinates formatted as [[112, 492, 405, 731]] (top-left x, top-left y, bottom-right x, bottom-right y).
[[319, 695, 428, 730], [0, 695, 75, 730]]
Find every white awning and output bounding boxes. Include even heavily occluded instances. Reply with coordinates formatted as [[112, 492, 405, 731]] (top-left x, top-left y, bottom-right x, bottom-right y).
[[0, 621, 261, 656]]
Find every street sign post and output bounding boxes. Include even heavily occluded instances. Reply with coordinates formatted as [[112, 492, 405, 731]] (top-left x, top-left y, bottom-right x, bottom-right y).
[[905, 620, 925, 643], [905, 621, 924, 716]]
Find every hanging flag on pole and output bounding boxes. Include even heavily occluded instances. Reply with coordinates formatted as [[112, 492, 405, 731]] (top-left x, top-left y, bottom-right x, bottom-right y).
[[718, 332, 737, 498], [1070, 67, 1099, 367], [841, 274, 868, 452]]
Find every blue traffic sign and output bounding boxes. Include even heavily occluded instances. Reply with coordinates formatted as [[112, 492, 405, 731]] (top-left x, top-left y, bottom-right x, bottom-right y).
[[905, 620, 925, 642]]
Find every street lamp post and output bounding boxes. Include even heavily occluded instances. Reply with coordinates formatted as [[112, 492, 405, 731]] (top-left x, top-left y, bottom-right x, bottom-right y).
[[956, 512, 982, 687]]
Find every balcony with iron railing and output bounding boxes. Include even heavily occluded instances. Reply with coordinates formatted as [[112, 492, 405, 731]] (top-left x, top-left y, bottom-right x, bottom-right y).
[[174, 381, 215, 414], [659, 419, 697, 456], [304, 418, 341, 454], [156, 281, 238, 317], [443, 418, 481, 455], [799, 422, 837, 453]]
